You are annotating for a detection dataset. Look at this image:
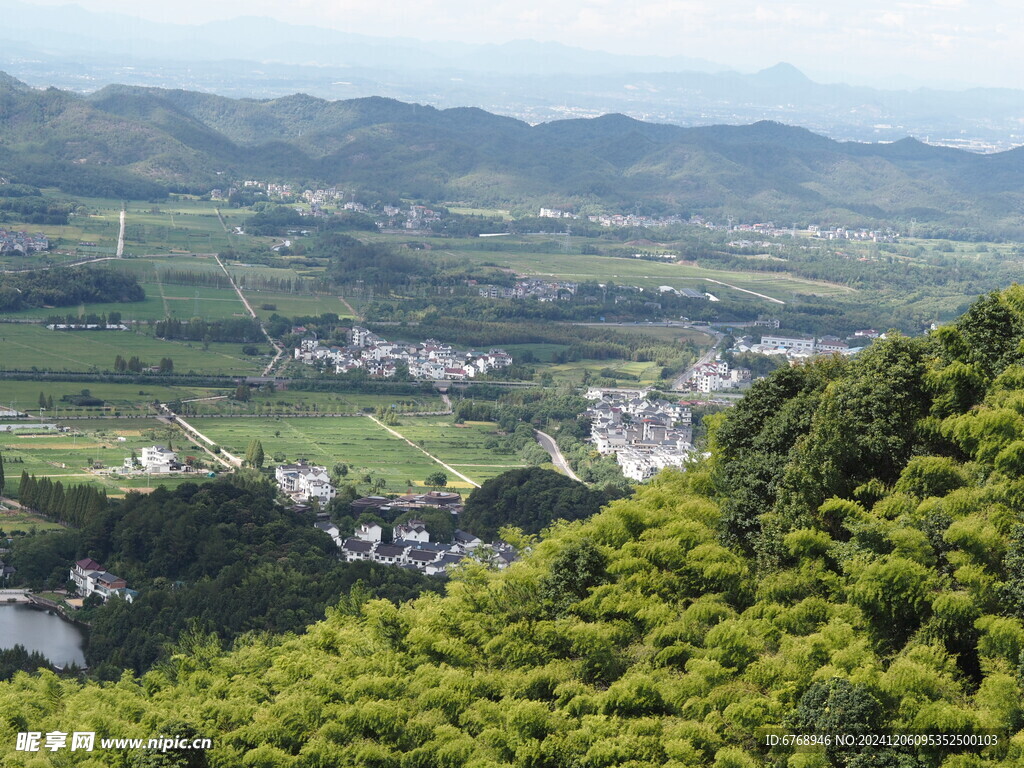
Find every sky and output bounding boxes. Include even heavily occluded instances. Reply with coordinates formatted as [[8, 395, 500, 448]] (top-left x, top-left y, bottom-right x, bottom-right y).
[[13, 0, 1024, 89]]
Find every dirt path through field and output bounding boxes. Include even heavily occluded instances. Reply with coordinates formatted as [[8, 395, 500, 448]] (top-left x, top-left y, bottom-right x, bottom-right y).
[[366, 414, 480, 488]]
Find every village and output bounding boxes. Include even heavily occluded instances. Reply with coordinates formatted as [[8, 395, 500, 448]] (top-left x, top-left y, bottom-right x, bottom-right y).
[[294, 326, 513, 380], [585, 387, 695, 482], [0, 229, 49, 254]]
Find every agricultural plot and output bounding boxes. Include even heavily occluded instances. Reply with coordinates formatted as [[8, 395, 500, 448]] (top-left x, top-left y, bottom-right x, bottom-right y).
[[390, 418, 528, 484], [196, 414, 519, 490], [0, 324, 262, 375], [0, 380, 227, 418], [197, 416, 450, 490], [544, 359, 666, 386], [0, 507, 65, 533], [183, 391, 444, 416], [0, 418, 208, 498], [244, 291, 355, 320], [434, 245, 854, 301]]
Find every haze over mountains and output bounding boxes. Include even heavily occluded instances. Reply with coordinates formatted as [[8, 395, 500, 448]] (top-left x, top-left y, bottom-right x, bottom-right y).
[[3, 0, 1024, 150], [3, 71, 1024, 236]]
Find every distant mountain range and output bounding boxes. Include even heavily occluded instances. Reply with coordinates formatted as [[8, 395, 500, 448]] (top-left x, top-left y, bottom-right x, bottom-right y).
[[2, 72, 1024, 236], [3, 1, 1024, 149]]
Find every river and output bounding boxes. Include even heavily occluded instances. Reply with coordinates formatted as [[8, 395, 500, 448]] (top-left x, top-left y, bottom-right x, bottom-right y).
[[0, 604, 87, 667]]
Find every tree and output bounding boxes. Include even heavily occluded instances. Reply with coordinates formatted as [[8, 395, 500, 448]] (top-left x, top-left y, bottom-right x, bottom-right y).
[[233, 384, 251, 402], [245, 439, 265, 469], [114, 354, 127, 372], [38, 392, 46, 409], [425, 471, 448, 488], [0, 452, 5, 497], [159, 357, 174, 374]]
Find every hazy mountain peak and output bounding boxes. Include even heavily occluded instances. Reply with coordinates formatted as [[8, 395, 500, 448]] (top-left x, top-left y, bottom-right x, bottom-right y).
[[753, 62, 812, 85]]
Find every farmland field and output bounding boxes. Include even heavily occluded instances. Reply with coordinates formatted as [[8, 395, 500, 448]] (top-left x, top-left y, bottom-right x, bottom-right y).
[[0, 324, 263, 375], [391, 418, 528, 483], [0, 418, 212, 498], [0, 380, 227, 417], [423, 244, 855, 300], [196, 414, 520, 490], [183, 390, 445, 416]]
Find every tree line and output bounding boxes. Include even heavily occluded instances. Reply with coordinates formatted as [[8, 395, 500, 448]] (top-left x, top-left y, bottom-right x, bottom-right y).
[[0, 268, 144, 312]]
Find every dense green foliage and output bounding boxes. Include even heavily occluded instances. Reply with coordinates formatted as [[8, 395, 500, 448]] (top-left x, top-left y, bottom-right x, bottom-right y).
[[0, 646, 62, 682], [0, 268, 144, 312], [12, 289, 1024, 764], [461, 467, 618, 540], [8, 477, 442, 677]]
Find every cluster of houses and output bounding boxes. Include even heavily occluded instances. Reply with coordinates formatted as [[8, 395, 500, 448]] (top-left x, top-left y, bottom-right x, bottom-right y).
[[586, 388, 695, 482], [294, 327, 513, 381], [122, 446, 190, 475], [687, 360, 751, 393], [275, 462, 336, 503], [477, 279, 578, 301], [0, 229, 49, 254], [70, 558, 136, 603], [325, 518, 514, 575], [730, 332, 863, 361], [311, 490, 515, 575]]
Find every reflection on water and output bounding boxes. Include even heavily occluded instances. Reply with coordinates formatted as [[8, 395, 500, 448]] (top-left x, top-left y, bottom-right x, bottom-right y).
[[0, 604, 87, 667]]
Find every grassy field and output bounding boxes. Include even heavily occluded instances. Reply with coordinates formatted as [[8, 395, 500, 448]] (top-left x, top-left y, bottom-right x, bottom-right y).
[[244, 291, 355, 320], [543, 359, 666, 386], [391, 418, 528, 483], [196, 414, 517, 490], [0, 507, 66, 533], [0, 380, 227, 417], [0, 324, 262, 375], [1, 418, 211, 498], [185, 390, 444, 416], [422, 244, 854, 301], [197, 416, 451, 490]]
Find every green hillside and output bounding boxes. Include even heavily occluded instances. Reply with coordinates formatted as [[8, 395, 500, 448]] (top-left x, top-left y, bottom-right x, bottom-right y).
[[7, 288, 1024, 765], [4, 73, 1024, 232]]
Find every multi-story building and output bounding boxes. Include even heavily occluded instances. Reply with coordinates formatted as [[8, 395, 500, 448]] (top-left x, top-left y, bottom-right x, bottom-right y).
[[275, 462, 336, 503]]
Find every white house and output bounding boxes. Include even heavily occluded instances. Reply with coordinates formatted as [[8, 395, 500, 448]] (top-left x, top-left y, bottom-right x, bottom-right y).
[[394, 520, 430, 544], [70, 558, 132, 602], [355, 522, 383, 543], [140, 445, 178, 473], [275, 462, 336, 503]]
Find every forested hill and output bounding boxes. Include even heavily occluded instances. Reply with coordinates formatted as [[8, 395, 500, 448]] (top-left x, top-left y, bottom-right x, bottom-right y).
[[6, 72, 1024, 233], [9, 289, 1024, 765]]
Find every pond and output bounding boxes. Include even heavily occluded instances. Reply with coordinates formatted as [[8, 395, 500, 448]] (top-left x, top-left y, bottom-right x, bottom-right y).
[[0, 604, 87, 667]]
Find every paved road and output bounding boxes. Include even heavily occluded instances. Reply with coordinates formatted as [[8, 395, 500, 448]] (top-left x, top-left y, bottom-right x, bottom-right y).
[[534, 429, 582, 482], [672, 329, 726, 391], [116, 207, 126, 258]]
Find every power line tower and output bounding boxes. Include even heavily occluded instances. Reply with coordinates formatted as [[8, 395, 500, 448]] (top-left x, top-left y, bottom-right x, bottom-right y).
[[562, 226, 572, 253]]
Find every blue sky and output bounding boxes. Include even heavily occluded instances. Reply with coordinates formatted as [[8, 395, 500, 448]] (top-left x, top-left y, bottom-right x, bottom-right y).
[[15, 0, 1024, 88]]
